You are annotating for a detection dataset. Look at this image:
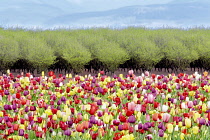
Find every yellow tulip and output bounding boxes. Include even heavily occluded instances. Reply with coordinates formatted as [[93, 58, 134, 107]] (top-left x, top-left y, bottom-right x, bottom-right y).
[[57, 110, 62, 118], [180, 133, 185, 140], [45, 109, 52, 116], [103, 114, 110, 124], [62, 115, 68, 122], [0, 111, 3, 117], [53, 114, 58, 121], [41, 71, 44, 76], [66, 109, 71, 116], [163, 133, 168, 138], [192, 126, 199, 134], [92, 125, 98, 131], [202, 103, 207, 112], [170, 108, 175, 116], [185, 118, 191, 128], [120, 134, 134, 140], [136, 112, 142, 121], [69, 91, 75, 96], [178, 122, 183, 127], [80, 76, 85, 81], [167, 124, 173, 133], [193, 112, 200, 122], [8, 135, 24, 140], [119, 74, 123, 79], [7, 69, 10, 74], [189, 91, 195, 96], [19, 124, 25, 130], [84, 114, 89, 121]]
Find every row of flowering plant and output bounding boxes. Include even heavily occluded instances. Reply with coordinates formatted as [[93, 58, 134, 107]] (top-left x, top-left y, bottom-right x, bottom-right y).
[[0, 70, 210, 140]]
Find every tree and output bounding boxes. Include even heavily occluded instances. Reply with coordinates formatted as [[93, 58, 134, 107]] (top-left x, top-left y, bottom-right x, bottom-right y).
[[0, 37, 19, 72]]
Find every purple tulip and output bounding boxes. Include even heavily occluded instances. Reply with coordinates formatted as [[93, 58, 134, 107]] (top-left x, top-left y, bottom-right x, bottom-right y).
[[4, 116, 9, 122], [158, 122, 164, 129], [57, 106, 61, 110], [118, 124, 123, 131], [67, 120, 73, 126], [19, 129, 24, 136], [0, 117, 3, 123], [88, 122, 93, 128], [61, 96, 66, 102], [128, 115, 136, 123], [90, 116, 96, 124], [4, 90, 9, 95], [27, 125, 32, 130], [97, 111, 103, 117], [158, 129, 164, 137], [4, 105, 9, 110], [57, 100, 62, 105], [12, 104, 17, 110], [193, 100, 198, 105], [98, 87, 104, 93], [23, 91, 29, 96], [199, 118, 206, 125], [64, 129, 71, 136], [180, 95, 185, 100], [146, 122, 152, 128], [97, 99, 102, 105]]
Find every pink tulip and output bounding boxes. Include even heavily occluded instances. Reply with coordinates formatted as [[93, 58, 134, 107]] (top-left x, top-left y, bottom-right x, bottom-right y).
[[162, 113, 171, 123], [146, 114, 150, 121], [145, 71, 150, 76], [135, 104, 141, 112], [187, 101, 193, 108], [128, 70, 134, 75], [128, 102, 136, 111], [147, 94, 154, 104]]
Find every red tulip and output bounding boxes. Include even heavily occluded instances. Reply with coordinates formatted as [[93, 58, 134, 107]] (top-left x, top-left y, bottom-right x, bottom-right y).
[[48, 71, 54, 77], [152, 113, 159, 121], [24, 133, 29, 139], [119, 114, 127, 122], [13, 124, 19, 131], [16, 92, 21, 99], [76, 124, 83, 132]]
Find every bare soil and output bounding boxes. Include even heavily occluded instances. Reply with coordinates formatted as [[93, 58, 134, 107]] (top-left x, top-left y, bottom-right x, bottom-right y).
[[7, 68, 206, 77]]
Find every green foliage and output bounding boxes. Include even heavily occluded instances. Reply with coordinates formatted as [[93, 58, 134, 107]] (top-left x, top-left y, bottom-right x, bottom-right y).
[[0, 36, 19, 71], [0, 27, 210, 73], [25, 37, 56, 73], [94, 40, 129, 72], [62, 38, 92, 74]]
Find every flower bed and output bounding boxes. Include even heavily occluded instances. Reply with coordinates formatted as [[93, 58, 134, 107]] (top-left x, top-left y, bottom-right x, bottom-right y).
[[0, 70, 210, 140]]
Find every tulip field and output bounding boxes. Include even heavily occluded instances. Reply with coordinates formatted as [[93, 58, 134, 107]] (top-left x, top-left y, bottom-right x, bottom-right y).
[[0, 70, 210, 140]]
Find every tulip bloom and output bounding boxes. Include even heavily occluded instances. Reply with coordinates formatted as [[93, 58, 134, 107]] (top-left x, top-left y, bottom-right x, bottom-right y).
[[158, 129, 164, 137], [147, 94, 154, 104], [162, 113, 171, 123], [192, 126, 199, 134], [167, 123, 173, 133], [19, 129, 24, 136], [128, 102, 135, 111], [128, 115, 136, 123], [152, 113, 159, 121], [161, 105, 169, 112], [185, 118, 191, 128]]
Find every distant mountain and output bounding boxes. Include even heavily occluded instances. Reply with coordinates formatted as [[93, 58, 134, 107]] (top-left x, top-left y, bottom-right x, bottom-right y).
[[0, 0, 209, 29], [45, 2, 210, 28]]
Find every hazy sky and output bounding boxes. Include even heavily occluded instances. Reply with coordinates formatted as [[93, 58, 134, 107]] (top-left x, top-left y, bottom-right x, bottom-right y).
[[0, 0, 209, 29]]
